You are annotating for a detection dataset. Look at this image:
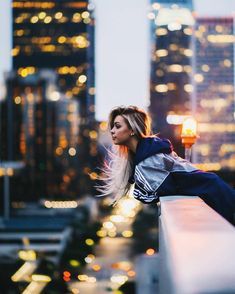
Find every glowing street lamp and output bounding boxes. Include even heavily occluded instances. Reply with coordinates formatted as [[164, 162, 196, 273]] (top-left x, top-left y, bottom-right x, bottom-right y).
[[181, 117, 198, 161]]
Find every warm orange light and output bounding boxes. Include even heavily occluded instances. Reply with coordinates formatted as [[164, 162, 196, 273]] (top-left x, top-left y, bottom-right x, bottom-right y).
[[92, 264, 101, 271], [146, 248, 155, 256], [63, 271, 71, 278], [127, 270, 136, 277], [181, 117, 197, 136], [181, 116, 198, 148]]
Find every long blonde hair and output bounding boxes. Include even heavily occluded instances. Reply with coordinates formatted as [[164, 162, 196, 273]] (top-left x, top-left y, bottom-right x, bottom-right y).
[[97, 105, 152, 204]]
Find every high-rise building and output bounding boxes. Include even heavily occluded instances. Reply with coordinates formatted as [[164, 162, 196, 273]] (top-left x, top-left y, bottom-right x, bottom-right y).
[[8, 1, 99, 201], [193, 17, 235, 171], [12, 0, 95, 121], [149, 0, 194, 155], [1, 70, 80, 201]]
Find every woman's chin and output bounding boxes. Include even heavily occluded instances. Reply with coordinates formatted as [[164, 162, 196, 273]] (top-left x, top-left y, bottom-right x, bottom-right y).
[[113, 140, 121, 145]]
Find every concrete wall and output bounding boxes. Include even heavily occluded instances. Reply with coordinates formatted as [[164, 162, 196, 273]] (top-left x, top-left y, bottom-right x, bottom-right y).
[[159, 196, 235, 294]]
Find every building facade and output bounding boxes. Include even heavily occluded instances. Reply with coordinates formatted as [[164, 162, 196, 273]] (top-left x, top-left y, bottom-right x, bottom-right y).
[[12, 0, 95, 121], [1, 70, 81, 201], [3, 0, 98, 201], [193, 17, 235, 171], [149, 0, 194, 155]]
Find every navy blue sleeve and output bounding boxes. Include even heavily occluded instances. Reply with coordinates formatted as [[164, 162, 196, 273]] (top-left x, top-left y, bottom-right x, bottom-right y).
[[169, 170, 235, 224]]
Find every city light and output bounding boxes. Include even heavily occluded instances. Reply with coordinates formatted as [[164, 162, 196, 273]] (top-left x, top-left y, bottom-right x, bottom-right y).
[[44, 200, 78, 209], [194, 74, 204, 83], [92, 264, 101, 271], [103, 221, 115, 230], [168, 64, 183, 73], [11, 262, 37, 282], [184, 84, 193, 93], [181, 117, 197, 138], [168, 22, 182, 31], [127, 270, 136, 277], [22, 281, 49, 294], [155, 28, 167, 36], [146, 248, 155, 256], [70, 260, 80, 267], [122, 230, 133, 238], [155, 49, 168, 57], [181, 117, 198, 161], [18, 250, 36, 261], [166, 114, 189, 125], [85, 238, 94, 246], [207, 34, 235, 43], [31, 275, 51, 282], [155, 84, 168, 93], [110, 274, 128, 285]]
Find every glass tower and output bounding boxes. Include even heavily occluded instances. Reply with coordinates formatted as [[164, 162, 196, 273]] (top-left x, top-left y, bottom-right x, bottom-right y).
[[193, 17, 235, 171], [12, 0, 95, 121], [149, 0, 194, 155], [1, 70, 80, 201]]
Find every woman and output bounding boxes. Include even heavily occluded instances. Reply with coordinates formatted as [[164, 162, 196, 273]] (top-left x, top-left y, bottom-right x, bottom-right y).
[[98, 105, 235, 224]]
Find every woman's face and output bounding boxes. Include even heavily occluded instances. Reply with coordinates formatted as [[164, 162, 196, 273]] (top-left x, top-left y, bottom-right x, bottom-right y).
[[110, 115, 132, 145]]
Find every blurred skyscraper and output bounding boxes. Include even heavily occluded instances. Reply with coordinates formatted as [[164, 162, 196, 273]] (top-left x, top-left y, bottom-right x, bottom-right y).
[[1, 70, 81, 201], [12, 0, 95, 122], [0, 0, 99, 203], [149, 0, 194, 155], [193, 17, 235, 171]]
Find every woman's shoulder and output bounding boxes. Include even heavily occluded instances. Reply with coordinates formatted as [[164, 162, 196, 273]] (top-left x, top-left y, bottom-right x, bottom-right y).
[[136, 152, 198, 173]]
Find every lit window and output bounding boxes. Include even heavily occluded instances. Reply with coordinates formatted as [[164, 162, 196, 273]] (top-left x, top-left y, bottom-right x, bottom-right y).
[[58, 36, 67, 44], [78, 75, 87, 84], [155, 28, 167, 36], [168, 22, 182, 31], [44, 16, 52, 23], [55, 12, 63, 19], [183, 27, 192, 35], [167, 83, 176, 90], [184, 65, 192, 73], [201, 64, 210, 72], [155, 84, 168, 93], [81, 11, 90, 19], [223, 59, 232, 67], [168, 64, 183, 72], [12, 47, 20, 56], [184, 84, 193, 93], [215, 25, 223, 33], [155, 49, 168, 57], [194, 74, 204, 83], [72, 13, 81, 22], [38, 12, 46, 19], [183, 49, 193, 57], [30, 16, 39, 23], [169, 44, 178, 51], [207, 34, 235, 43]]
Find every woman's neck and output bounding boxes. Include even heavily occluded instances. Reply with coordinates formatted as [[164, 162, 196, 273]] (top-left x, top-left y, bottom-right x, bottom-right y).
[[126, 137, 139, 153]]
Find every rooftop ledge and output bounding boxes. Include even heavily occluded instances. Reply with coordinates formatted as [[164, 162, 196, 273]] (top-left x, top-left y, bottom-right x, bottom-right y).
[[159, 196, 235, 294]]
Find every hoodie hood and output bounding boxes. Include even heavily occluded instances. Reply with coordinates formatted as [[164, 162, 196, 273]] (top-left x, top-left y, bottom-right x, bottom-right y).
[[134, 137, 173, 166], [128, 137, 173, 184]]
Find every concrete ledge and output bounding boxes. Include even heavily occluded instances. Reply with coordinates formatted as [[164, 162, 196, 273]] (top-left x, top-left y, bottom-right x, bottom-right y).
[[159, 196, 235, 294]]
